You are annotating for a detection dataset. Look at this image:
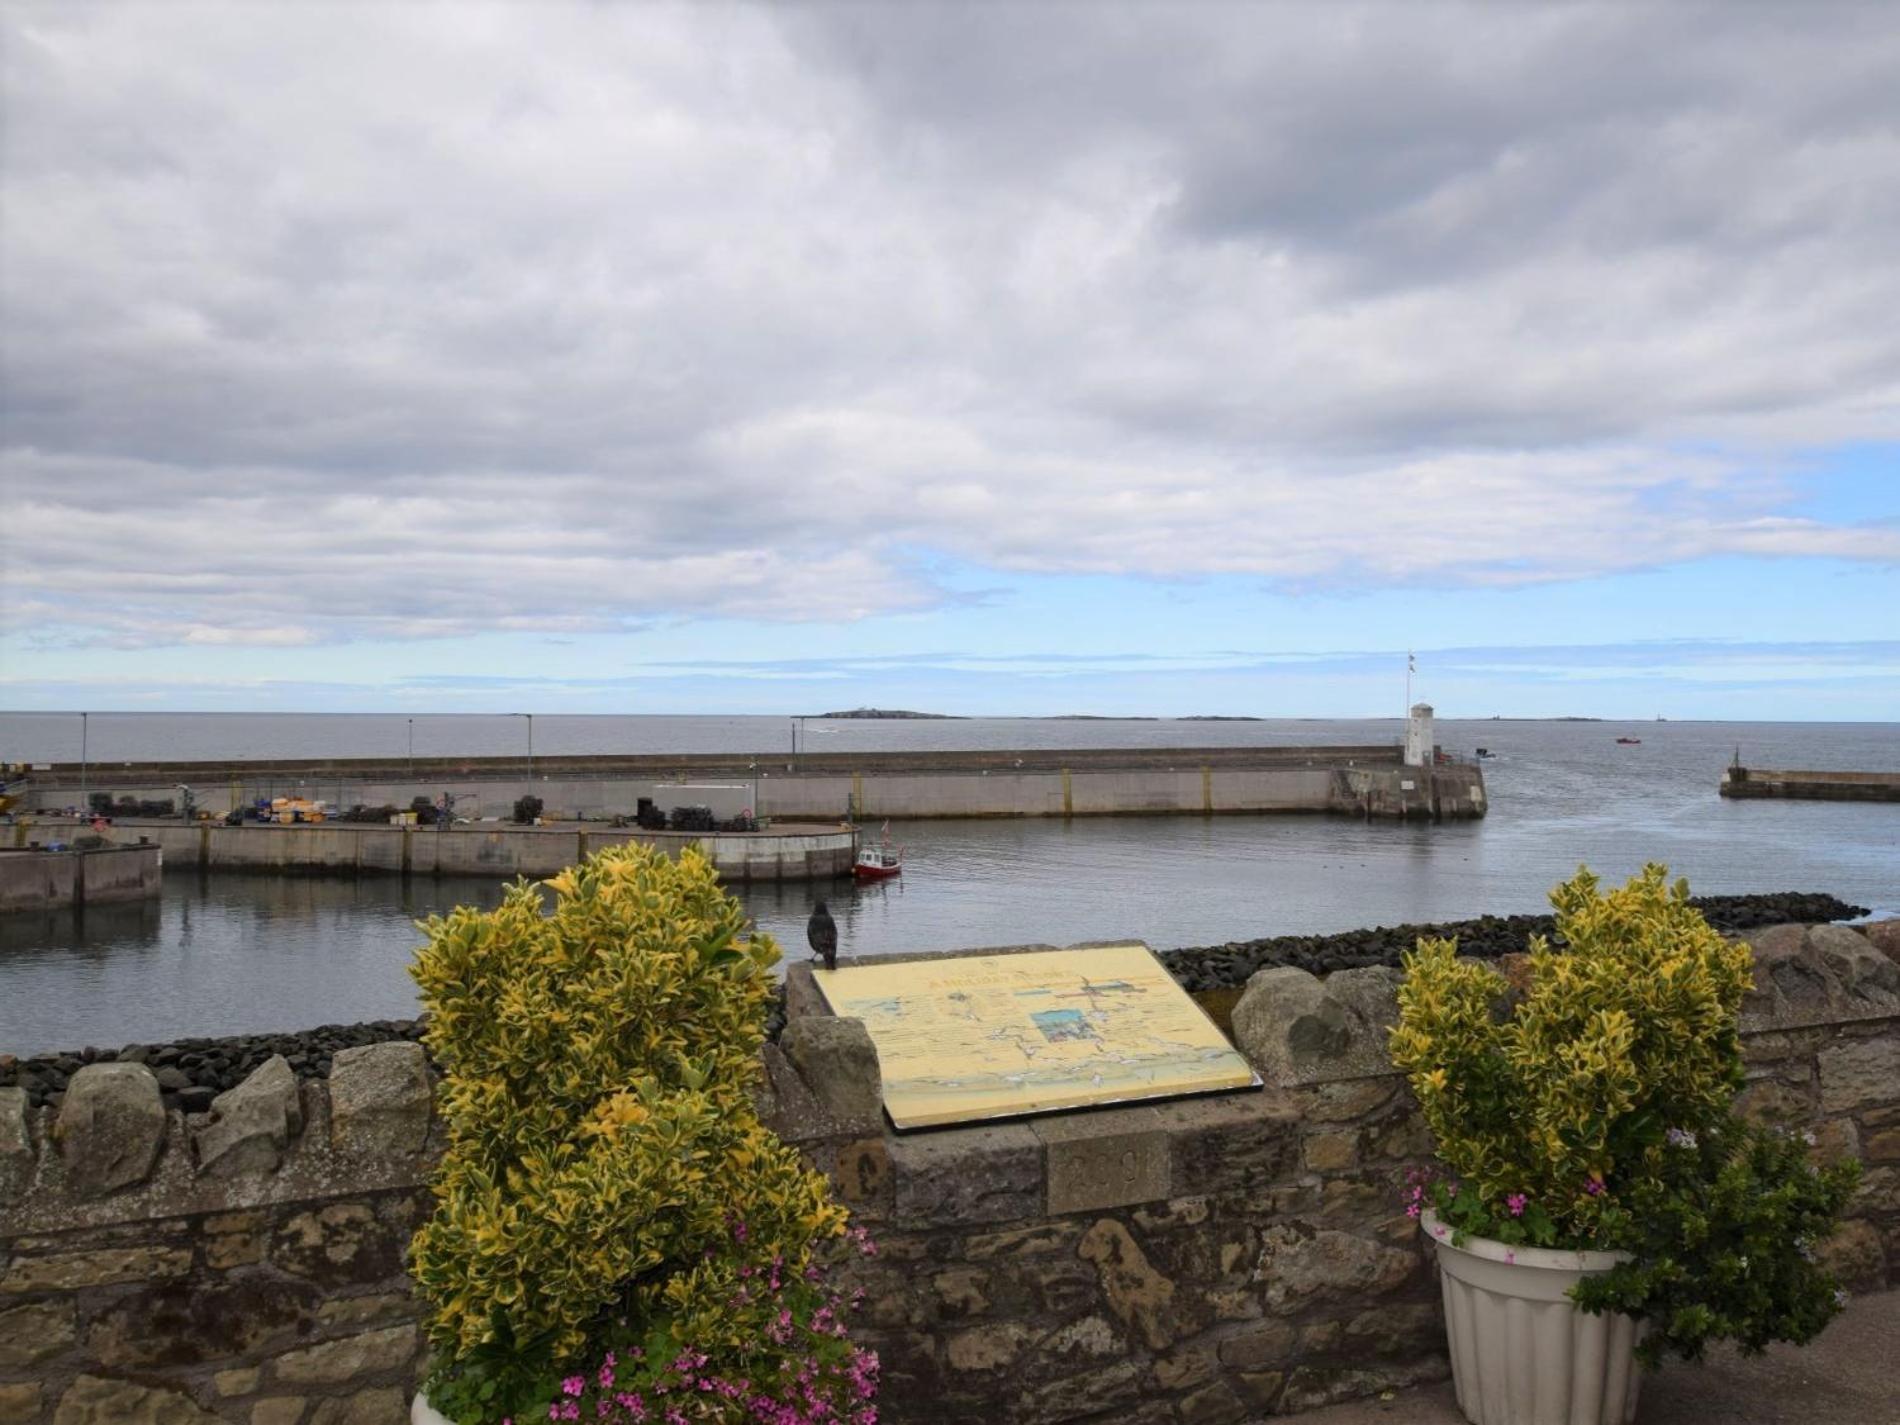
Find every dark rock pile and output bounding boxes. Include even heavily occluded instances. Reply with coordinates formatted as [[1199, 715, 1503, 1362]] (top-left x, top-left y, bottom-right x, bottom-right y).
[[1158, 892, 1869, 993], [0, 1020, 425, 1112]]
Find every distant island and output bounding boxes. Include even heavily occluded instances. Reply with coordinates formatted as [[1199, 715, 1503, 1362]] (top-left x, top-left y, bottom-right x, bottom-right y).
[[817, 710, 1272, 721]]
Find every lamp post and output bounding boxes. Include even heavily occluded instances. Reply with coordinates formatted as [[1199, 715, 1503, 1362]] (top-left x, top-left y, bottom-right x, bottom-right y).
[[407, 718, 414, 777], [80, 711, 89, 813], [512, 713, 533, 782]]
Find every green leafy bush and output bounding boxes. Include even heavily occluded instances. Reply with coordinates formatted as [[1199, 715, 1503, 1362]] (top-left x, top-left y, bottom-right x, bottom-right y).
[[1572, 1118, 1858, 1365], [1390, 864, 1861, 1362], [409, 842, 861, 1422]]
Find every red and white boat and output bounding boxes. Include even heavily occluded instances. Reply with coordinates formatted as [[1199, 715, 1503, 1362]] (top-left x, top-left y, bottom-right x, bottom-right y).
[[853, 845, 903, 881], [853, 823, 903, 881]]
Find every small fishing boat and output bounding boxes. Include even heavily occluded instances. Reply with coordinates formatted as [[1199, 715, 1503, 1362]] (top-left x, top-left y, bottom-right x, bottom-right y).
[[1616, 737, 1642, 745], [853, 844, 902, 881], [1474, 747, 1494, 759]]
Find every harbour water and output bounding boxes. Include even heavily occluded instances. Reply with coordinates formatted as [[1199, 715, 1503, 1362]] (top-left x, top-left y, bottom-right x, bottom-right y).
[[1, 714, 1894, 1056]]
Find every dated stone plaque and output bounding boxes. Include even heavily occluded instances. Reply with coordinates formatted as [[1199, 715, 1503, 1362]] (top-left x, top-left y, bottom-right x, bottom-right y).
[[812, 943, 1259, 1130]]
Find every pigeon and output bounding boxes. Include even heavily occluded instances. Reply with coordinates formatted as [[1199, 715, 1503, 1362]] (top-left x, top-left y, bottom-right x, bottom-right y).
[[807, 899, 838, 972]]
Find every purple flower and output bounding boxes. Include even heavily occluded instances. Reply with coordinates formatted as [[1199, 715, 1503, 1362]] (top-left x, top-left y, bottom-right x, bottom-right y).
[[1584, 1178, 1605, 1197], [1665, 1128, 1697, 1149], [1506, 1193, 1527, 1218]]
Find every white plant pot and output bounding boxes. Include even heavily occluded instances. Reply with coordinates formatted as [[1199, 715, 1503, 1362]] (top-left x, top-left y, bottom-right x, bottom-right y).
[[412, 1393, 451, 1425], [1422, 1209, 1643, 1425]]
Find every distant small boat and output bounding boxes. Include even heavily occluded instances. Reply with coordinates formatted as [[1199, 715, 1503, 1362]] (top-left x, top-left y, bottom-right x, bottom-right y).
[[1475, 748, 1495, 759], [1616, 737, 1642, 745], [853, 844, 902, 881]]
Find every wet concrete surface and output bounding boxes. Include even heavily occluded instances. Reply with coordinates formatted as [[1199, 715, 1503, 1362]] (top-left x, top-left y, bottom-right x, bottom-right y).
[[1290, 1288, 1899, 1424]]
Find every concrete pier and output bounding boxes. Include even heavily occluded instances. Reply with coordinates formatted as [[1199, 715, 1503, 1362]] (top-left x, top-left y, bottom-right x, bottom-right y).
[[6, 820, 858, 883], [0, 842, 163, 913], [17, 744, 1487, 824], [1720, 766, 1900, 802]]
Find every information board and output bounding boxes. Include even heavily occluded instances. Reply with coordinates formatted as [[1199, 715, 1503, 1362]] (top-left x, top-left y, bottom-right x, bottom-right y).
[[811, 943, 1259, 1129]]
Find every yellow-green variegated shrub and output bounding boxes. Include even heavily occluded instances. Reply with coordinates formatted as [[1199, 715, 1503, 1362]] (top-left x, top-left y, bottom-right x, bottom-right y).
[[408, 843, 846, 1404], [1388, 864, 1754, 1241]]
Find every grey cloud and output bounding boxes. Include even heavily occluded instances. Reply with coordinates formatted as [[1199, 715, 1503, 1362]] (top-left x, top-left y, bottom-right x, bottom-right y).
[[2, 1, 1898, 650]]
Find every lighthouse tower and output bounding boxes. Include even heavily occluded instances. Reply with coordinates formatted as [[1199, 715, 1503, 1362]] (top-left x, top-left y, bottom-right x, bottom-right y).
[[1404, 703, 1434, 768]]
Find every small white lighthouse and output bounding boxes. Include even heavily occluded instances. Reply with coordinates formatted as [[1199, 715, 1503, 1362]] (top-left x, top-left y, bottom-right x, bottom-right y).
[[1404, 702, 1434, 767]]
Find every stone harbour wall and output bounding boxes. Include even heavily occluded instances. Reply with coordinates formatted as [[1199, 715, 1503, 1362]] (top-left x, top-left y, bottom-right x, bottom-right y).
[[0, 1043, 437, 1425], [2, 921, 1897, 1425], [767, 921, 1900, 1425]]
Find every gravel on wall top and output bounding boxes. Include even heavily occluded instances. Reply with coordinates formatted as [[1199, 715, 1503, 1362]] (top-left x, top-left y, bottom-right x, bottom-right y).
[[1156, 891, 1871, 993], [1, 892, 1870, 1108], [0, 1020, 426, 1113]]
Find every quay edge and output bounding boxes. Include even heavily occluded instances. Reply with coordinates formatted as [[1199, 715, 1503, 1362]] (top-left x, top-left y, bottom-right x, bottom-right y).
[[5, 821, 859, 884], [13, 742, 1486, 826], [0, 841, 163, 913], [1721, 767, 1900, 803]]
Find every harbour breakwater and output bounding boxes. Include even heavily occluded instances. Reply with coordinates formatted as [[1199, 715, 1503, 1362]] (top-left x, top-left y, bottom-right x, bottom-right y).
[[1721, 765, 1900, 802], [8, 820, 858, 884], [15, 742, 1486, 824]]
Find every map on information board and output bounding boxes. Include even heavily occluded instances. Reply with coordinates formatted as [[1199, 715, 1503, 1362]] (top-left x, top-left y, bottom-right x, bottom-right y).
[[811, 943, 1260, 1129]]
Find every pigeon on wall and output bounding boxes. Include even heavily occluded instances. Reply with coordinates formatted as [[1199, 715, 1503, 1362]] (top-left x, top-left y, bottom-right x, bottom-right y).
[[807, 900, 838, 972]]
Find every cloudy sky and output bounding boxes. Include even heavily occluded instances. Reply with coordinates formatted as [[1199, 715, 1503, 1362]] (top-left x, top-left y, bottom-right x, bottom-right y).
[[3, 1, 1897, 719]]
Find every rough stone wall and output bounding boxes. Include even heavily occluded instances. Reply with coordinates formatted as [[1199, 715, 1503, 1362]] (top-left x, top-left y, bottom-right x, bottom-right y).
[[769, 922, 1900, 1425], [0, 1043, 437, 1425], [2, 923, 1895, 1425]]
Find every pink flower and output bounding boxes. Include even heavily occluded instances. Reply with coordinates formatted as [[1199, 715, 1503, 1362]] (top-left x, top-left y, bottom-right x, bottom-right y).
[[563, 1377, 586, 1398], [1506, 1193, 1527, 1217], [1585, 1177, 1606, 1197]]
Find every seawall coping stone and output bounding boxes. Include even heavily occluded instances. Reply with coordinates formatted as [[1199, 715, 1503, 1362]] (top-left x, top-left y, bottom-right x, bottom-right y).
[[327, 1044, 430, 1157], [889, 1122, 1044, 1227], [195, 1056, 303, 1179], [0, 1080, 439, 1239], [55, 1063, 166, 1198], [779, 1017, 883, 1136], [0, 1088, 30, 1203], [1034, 1106, 1171, 1215]]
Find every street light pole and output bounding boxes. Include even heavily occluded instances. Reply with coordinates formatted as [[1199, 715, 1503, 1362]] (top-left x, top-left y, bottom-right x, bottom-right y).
[[513, 713, 533, 782], [80, 711, 89, 812], [407, 718, 414, 777]]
